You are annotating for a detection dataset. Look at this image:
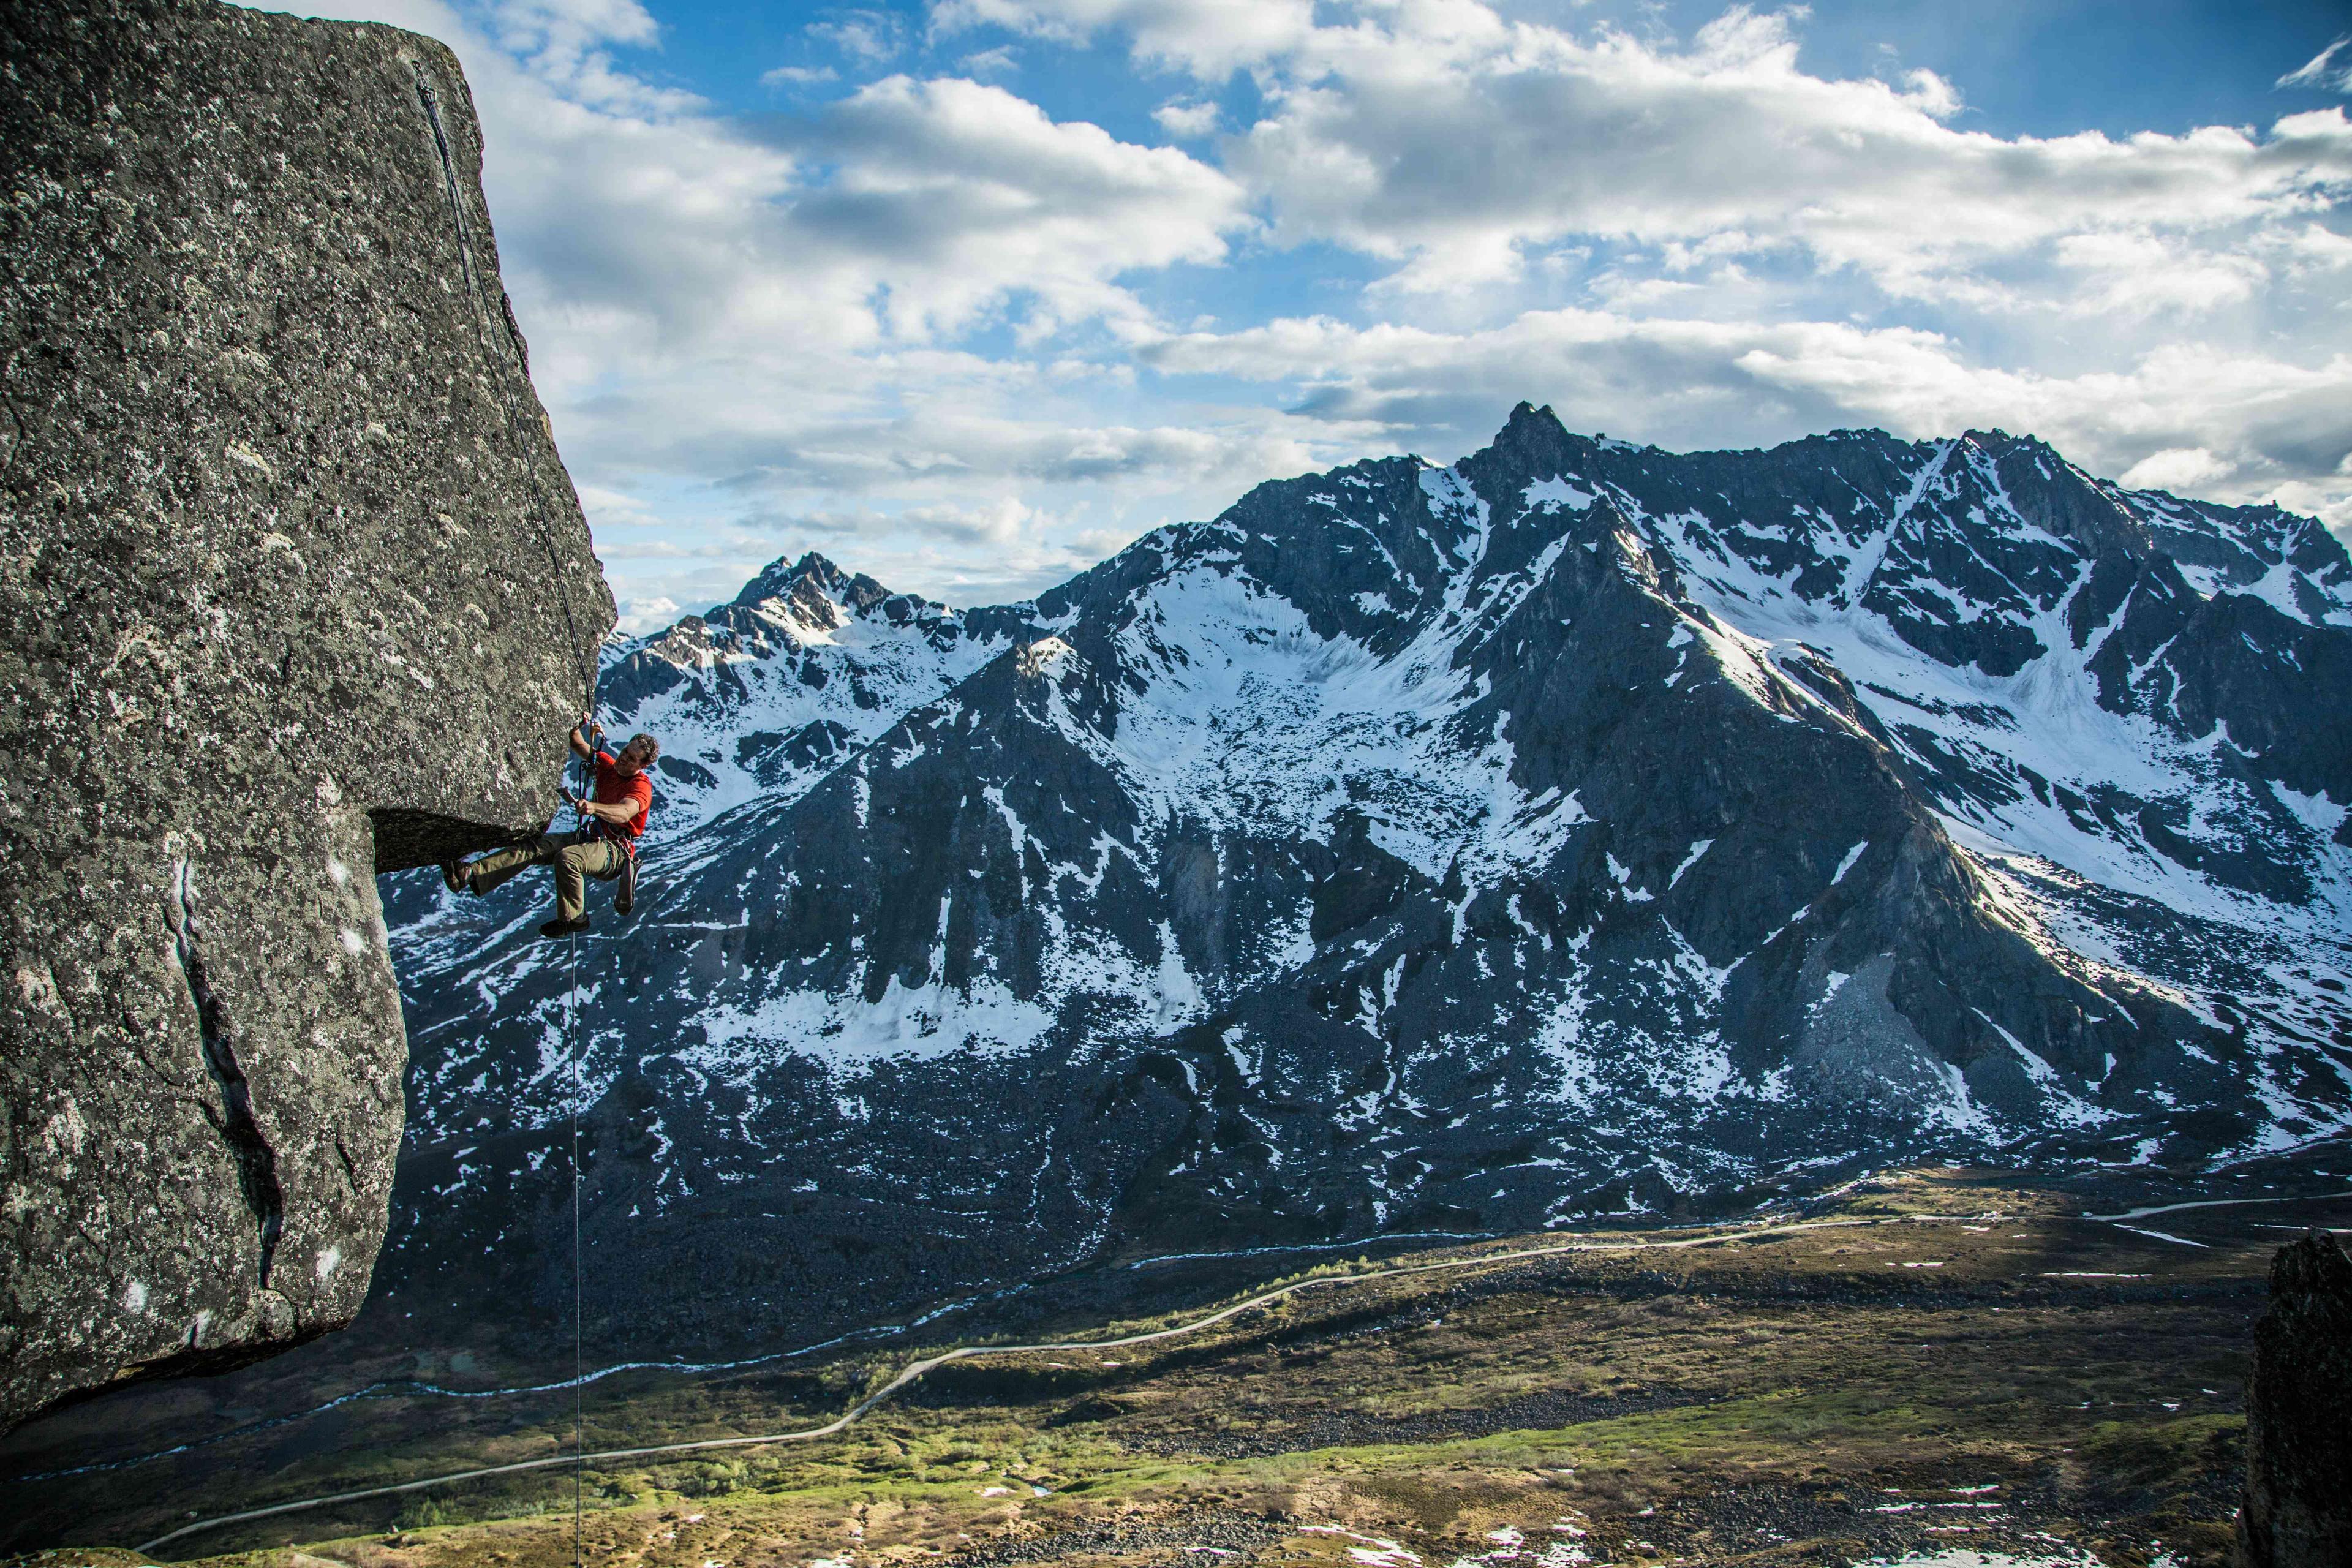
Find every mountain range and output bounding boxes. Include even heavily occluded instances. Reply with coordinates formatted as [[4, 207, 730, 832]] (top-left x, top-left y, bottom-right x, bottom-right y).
[[374, 404, 2352, 1357]]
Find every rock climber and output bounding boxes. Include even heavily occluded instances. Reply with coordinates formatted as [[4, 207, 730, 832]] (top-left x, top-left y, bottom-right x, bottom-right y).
[[442, 713, 657, 938]]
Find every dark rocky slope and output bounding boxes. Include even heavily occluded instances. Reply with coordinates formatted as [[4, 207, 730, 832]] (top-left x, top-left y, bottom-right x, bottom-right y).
[[2234, 1230, 2352, 1568], [0, 0, 610, 1428], [373, 407, 2348, 1366]]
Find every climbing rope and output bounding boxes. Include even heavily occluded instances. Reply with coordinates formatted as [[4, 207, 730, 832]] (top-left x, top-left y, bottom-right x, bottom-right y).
[[566, 733, 592, 1568], [413, 62, 602, 1566]]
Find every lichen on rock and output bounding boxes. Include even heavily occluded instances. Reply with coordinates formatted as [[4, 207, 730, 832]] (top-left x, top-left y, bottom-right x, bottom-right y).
[[0, 0, 611, 1429]]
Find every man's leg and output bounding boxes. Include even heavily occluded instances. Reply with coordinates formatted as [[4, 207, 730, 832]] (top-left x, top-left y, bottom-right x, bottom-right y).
[[467, 834, 564, 895], [551, 838, 620, 924]]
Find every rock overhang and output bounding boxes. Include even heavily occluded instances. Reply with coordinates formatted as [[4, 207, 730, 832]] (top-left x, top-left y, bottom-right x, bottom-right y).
[[0, 0, 612, 1430]]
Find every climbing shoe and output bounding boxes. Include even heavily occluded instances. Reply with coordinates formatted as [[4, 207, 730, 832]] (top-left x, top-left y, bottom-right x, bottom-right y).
[[540, 916, 590, 939], [441, 859, 472, 894]]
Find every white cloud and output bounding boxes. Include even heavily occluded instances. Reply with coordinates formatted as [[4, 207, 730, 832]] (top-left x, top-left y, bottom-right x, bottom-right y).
[[2119, 448, 2229, 492], [472, 0, 691, 116], [1897, 67, 1961, 121], [1142, 309, 2352, 528], [931, 0, 1316, 77], [1207, 4, 2352, 305], [2279, 36, 2351, 93], [257, 0, 1273, 608], [2050, 232, 2269, 317], [612, 595, 682, 636], [253, 0, 2352, 612], [768, 74, 1248, 341], [576, 483, 669, 529], [1153, 98, 1218, 138], [703, 498, 1129, 604], [808, 9, 906, 62], [708, 407, 1312, 494], [761, 64, 839, 87], [959, 44, 1019, 75]]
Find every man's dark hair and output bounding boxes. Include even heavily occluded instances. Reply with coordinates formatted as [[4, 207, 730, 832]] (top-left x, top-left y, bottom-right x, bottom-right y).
[[627, 732, 660, 763]]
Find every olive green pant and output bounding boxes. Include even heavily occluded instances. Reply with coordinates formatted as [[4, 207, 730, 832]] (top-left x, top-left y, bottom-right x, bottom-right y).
[[467, 832, 625, 922]]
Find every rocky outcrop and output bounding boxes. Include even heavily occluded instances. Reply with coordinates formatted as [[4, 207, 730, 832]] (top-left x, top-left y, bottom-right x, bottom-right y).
[[0, 0, 611, 1428], [2235, 1230, 2352, 1568]]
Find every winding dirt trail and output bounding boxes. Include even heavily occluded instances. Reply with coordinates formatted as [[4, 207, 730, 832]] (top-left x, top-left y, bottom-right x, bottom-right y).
[[2079, 1189, 2352, 1222]]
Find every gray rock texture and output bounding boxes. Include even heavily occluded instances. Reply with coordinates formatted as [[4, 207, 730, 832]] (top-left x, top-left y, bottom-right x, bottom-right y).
[[0, 0, 611, 1429], [2234, 1230, 2352, 1568]]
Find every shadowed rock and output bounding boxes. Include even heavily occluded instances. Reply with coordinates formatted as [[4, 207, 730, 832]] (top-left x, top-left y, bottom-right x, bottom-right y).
[[2234, 1229, 2352, 1568], [0, 0, 611, 1429]]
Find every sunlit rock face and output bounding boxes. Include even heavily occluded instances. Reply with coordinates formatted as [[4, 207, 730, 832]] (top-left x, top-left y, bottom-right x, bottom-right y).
[[0, 0, 609, 1428], [380, 404, 2349, 1362]]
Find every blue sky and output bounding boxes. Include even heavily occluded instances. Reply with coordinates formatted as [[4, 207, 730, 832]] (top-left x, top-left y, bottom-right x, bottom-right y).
[[271, 0, 2352, 630]]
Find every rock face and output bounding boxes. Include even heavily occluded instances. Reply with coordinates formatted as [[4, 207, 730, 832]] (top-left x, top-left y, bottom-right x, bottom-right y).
[[372, 407, 2350, 1365], [0, 0, 611, 1429], [2236, 1230, 2352, 1568]]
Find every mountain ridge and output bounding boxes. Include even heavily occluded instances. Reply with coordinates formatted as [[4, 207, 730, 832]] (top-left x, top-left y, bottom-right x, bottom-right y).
[[372, 404, 2351, 1360]]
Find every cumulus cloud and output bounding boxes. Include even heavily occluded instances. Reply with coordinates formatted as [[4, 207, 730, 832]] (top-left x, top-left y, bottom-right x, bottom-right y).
[[726, 499, 1132, 602], [255, 0, 1282, 610], [938, 1, 2352, 329], [1153, 98, 1218, 138], [289, 0, 1245, 361], [2119, 448, 2230, 493], [612, 595, 682, 636], [933, 0, 2352, 537], [704, 406, 1319, 496], [761, 74, 1248, 340], [576, 483, 671, 530], [1142, 309, 2352, 527], [258, 0, 2352, 614], [931, 0, 1316, 77], [1201, 4, 2352, 306]]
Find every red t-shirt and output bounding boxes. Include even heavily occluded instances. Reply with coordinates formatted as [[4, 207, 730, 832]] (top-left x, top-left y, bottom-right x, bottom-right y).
[[593, 750, 654, 840]]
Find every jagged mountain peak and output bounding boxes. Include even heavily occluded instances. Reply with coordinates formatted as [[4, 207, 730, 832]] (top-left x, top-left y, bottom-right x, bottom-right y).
[[729, 549, 940, 623], [731, 549, 857, 608], [380, 405, 2350, 1365], [597, 545, 1027, 818], [1450, 412, 2345, 612]]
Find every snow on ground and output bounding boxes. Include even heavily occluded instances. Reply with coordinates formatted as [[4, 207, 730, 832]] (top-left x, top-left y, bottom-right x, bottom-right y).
[[1623, 472, 2350, 943]]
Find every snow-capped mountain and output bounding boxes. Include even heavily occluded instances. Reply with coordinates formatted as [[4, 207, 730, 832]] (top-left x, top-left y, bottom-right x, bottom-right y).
[[375, 405, 2351, 1355], [591, 556, 1039, 828]]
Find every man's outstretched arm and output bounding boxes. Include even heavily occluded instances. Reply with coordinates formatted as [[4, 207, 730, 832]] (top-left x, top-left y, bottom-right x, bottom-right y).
[[569, 710, 601, 760]]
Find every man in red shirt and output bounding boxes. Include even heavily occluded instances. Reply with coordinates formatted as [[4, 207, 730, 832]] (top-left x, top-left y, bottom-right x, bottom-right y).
[[445, 714, 658, 938]]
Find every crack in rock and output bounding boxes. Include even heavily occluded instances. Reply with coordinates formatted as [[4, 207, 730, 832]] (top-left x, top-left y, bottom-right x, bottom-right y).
[[165, 859, 286, 1290]]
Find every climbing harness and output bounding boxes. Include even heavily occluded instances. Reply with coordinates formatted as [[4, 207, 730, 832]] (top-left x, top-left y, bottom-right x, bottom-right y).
[[576, 730, 643, 919]]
